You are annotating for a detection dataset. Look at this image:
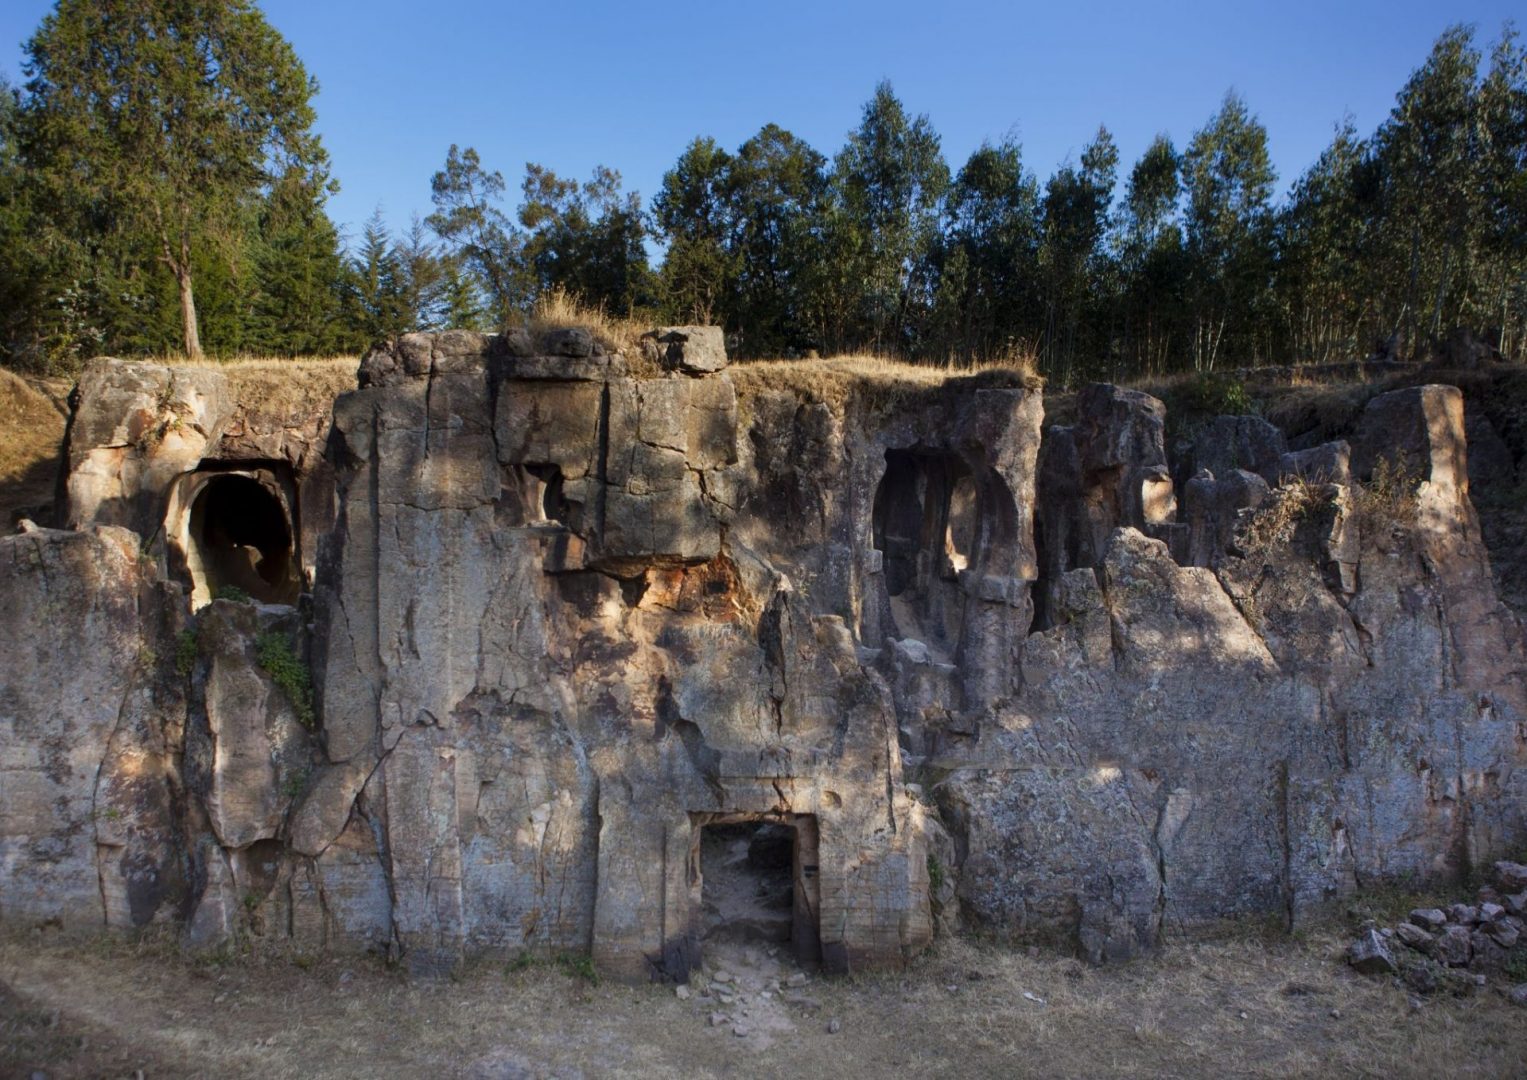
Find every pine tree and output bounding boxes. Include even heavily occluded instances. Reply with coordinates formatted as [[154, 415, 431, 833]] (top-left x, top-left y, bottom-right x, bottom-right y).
[[21, 0, 332, 358]]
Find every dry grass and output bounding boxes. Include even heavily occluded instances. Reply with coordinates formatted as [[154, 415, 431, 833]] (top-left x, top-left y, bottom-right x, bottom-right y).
[[151, 355, 361, 422], [527, 288, 657, 371], [731, 353, 1042, 415], [2, 920, 1523, 1079], [1240, 476, 1335, 550], [0, 368, 68, 525], [216, 359, 360, 422]]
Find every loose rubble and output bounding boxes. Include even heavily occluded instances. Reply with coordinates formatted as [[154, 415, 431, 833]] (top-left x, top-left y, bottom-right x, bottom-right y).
[[1346, 862, 1527, 998]]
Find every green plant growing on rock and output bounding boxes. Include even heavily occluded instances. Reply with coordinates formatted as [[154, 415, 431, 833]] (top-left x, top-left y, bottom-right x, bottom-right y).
[[174, 629, 199, 677], [256, 631, 315, 729], [927, 852, 946, 894], [281, 768, 310, 799], [214, 585, 252, 604]]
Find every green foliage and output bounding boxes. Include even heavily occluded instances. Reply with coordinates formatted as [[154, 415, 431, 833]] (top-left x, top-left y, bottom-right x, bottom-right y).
[[555, 951, 600, 985], [926, 852, 946, 895], [214, 585, 252, 604], [427, 145, 525, 323], [174, 629, 199, 678], [281, 768, 310, 799], [1181, 373, 1254, 417], [15, 0, 336, 360], [4, 15, 1527, 377], [255, 630, 315, 729]]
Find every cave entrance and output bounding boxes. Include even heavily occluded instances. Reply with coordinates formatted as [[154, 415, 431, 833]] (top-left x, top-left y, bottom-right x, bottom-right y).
[[691, 813, 820, 965], [182, 471, 301, 608], [872, 449, 976, 650]]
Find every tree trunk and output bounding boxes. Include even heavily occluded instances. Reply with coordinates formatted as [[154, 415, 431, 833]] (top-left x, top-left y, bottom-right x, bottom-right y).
[[178, 269, 203, 359]]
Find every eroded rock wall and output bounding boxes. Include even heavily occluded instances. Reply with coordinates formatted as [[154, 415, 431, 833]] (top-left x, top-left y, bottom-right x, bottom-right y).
[[3, 333, 1524, 978]]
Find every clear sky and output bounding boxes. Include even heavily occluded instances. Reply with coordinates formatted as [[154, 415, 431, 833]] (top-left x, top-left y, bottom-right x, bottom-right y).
[[1, 1, 1520, 247]]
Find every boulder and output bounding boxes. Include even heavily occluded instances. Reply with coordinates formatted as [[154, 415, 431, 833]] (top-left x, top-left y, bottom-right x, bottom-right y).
[[1394, 922, 1434, 952], [641, 326, 728, 374], [1408, 908, 1448, 932], [1434, 925, 1473, 967], [1279, 441, 1352, 487], [1192, 415, 1287, 484], [1448, 903, 1480, 926], [1348, 929, 1397, 974], [1351, 385, 1467, 491], [1495, 861, 1527, 893]]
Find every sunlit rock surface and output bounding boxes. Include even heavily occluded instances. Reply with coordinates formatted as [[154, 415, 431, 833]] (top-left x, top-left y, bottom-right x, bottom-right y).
[[3, 335, 1523, 980]]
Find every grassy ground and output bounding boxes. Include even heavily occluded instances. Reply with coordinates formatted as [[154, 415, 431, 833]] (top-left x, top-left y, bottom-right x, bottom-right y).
[[2, 921, 1524, 1079]]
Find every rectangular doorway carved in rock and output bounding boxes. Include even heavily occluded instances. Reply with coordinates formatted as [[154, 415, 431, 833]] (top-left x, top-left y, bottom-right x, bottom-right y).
[[688, 812, 821, 967]]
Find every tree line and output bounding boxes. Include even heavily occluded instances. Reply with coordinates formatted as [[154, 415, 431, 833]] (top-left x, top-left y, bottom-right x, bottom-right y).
[[0, 2, 1523, 384]]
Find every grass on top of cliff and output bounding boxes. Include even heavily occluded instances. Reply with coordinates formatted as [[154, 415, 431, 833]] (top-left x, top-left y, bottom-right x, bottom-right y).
[[730, 352, 1043, 413], [154, 355, 362, 420]]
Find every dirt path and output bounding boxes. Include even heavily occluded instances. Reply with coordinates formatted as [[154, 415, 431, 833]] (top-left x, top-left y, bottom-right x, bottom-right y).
[[3, 926, 1525, 1079]]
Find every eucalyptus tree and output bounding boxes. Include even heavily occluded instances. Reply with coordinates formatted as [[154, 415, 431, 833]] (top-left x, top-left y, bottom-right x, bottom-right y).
[[933, 138, 1043, 362], [1182, 92, 1276, 369], [428, 145, 526, 323], [1039, 126, 1118, 379], [830, 81, 950, 353], [1116, 135, 1186, 373], [727, 124, 829, 355], [519, 163, 653, 317], [652, 137, 737, 326]]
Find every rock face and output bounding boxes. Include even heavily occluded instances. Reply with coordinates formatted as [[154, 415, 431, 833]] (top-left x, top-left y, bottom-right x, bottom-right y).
[[3, 335, 1525, 982]]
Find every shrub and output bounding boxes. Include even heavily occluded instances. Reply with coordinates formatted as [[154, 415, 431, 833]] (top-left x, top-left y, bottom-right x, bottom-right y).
[[255, 631, 315, 729], [1240, 476, 1331, 549], [215, 585, 252, 604], [174, 628, 199, 677]]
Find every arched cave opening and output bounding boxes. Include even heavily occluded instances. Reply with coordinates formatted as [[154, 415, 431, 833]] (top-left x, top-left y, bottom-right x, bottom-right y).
[[187, 474, 300, 606]]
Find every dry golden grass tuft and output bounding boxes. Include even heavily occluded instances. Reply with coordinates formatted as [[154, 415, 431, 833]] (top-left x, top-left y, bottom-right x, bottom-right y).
[[0, 368, 69, 524], [527, 288, 659, 373], [731, 352, 1042, 414], [1240, 475, 1334, 550], [156, 355, 361, 420], [219, 359, 360, 421]]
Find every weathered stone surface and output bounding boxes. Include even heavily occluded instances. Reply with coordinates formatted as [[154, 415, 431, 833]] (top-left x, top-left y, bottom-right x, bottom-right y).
[[1395, 922, 1434, 952], [5, 339, 1526, 983], [1348, 929, 1397, 974], [1434, 925, 1473, 967], [1191, 415, 1288, 484], [1496, 862, 1527, 893], [1351, 385, 1467, 489], [642, 325, 729, 374], [63, 359, 233, 536], [1280, 440, 1352, 486], [194, 603, 311, 849], [1409, 908, 1448, 932], [0, 527, 153, 928]]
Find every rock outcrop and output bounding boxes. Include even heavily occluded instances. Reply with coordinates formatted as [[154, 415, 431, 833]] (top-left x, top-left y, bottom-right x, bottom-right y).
[[3, 335, 1524, 982]]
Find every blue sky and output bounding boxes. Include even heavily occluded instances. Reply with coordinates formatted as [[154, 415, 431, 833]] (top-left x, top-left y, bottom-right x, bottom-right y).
[[1, 1, 1519, 247]]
